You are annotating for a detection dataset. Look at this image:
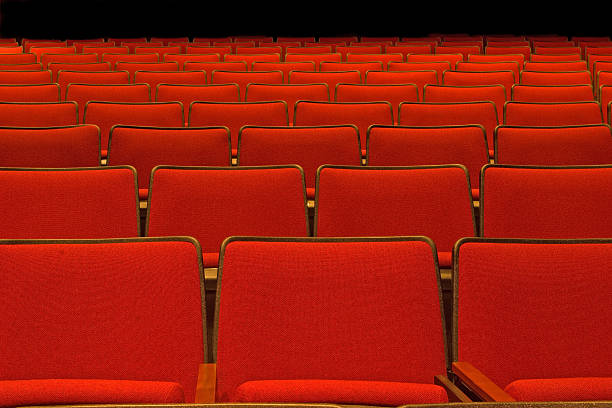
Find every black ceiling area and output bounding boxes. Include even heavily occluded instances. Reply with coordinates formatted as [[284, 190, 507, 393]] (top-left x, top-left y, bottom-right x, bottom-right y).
[[1, 0, 612, 39]]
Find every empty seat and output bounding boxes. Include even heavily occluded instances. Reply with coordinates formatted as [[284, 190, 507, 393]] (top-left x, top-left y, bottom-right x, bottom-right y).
[[289, 70, 361, 99], [57, 70, 130, 100], [40, 52, 98, 68], [480, 164, 612, 238], [293, 101, 394, 155], [238, 125, 361, 199], [101, 53, 160, 69], [188, 101, 288, 156], [0, 83, 59, 102], [365, 70, 438, 100], [285, 53, 343, 70], [503, 101, 603, 126], [66, 83, 151, 122], [82, 45, 129, 58], [424, 84, 507, 123], [115, 62, 179, 82], [0, 53, 37, 64], [387, 61, 451, 83], [210, 236, 452, 404], [485, 45, 531, 60], [163, 53, 220, 68], [452, 237, 612, 401], [108, 125, 231, 200], [183, 61, 247, 83], [211, 70, 284, 100], [519, 70, 592, 86], [399, 101, 499, 157], [455, 61, 520, 82], [156, 84, 241, 124], [523, 61, 588, 72], [345, 52, 404, 65], [0, 62, 42, 71], [407, 53, 463, 69], [468, 53, 525, 66], [0, 101, 78, 126], [511, 84, 595, 102], [315, 165, 476, 268], [0, 69, 51, 84], [84, 101, 184, 158], [367, 125, 489, 199], [443, 70, 515, 99], [0, 166, 139, 238], [0, 236, 205, 405], [245, 83, 329, 125], [251, 61, 316, 83], [494, 124, 612, 165], [320, 61, 383, 79], [335, 84, 419, 123], [146, 165, 309, 268], [133, 70, 206, 99], [48, 62, 111, 82], [0, 124, 100, 167]]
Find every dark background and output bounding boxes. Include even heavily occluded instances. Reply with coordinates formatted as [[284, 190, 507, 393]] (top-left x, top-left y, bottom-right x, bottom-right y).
[[1, 0, 611, 40]]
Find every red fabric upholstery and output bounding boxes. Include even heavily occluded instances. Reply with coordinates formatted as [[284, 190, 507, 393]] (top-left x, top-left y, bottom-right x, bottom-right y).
[[399, 101, 498, 156], [367, 125, 488, 195], [211, 70, 284, 100], [57, 70, 130, 100], [0, 83, 59, 102], [183, 61, 246, 83], [238, 125, 361, 197], [388, 62, 451, 83], [0, 167, 139, 238], [469, 53, 525, 65], [407, 53, 463, 69], [320, 61, 383, 79], [0, 69, 52, 85], [102, 53, 160, 70], [157, 84, 240, 123], [481, 165, 612, 238], [503, 102, 603, 126], [115, 61, 179, 82], [495, 124, 612, 165], [234, 379, 448, 405], [83, 101, 184, 157], [456, 61, 521, 83], [108, 125, 231, 194], [224, 53, 281, 67], [0, 102, 77, 127], [443, 70, 515, 99], [505, 377, 612, 401], [66, 84, 151, 122], [245, 83, 329, 125], [424, 84, 506, 126], [284, 53, 342, 70], [0, 124, 100, 167], [455, 240, 612, 391], [147, 166, 308, 267], [134, 70, 206, 100], [163, 53, 220, 68], [294, 101, 394, 152], [524, 61, 588, 72], [0, 379, 184, 407], [335, 84, 418, 123], [511, 84, 595, 102], [251, 62, 316, 83], [485, 45, 531, 60], [520, 70, 592, 86], [48, 62, 111, 81], [188, 101, 288, 156], [289, 70, 361, 99], [216, 238, 447, 404], [346, 53, 403, 66], [315, 166, 475, 268], [0, 238, 204, 402]]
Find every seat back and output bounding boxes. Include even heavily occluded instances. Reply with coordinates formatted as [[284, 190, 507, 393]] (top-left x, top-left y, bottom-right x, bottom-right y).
[[289, 70, 361, 99], [133, 71, 206, 99], [519, 70, 592, 86], [57, 70, 130, 100], [454, 238, 612, 391], [211, 70, 284, 100], [365, 70, 438, 99], [424, 84, 506, 123], [442, 70, 515, 99], [335, 83, 418, 122], [0, 101, 78, 126], [66, 83, 151, 122], [0, 166, 139, 238], [215, 236, 447, 403], [480, 164, 612, 238], [503, 101, 603, 126], [0, 237, 205, 403], [511, 84, 595, 102], [0, 83, 60, 102]]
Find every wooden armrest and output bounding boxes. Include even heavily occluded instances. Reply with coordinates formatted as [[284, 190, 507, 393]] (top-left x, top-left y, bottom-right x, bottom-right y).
[[195, 363, 216, 403], [451, 361, 515, 402], [434, 374, 472, 402]]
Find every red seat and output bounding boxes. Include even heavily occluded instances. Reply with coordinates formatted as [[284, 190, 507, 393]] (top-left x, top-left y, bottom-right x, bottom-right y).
[[0, 83, 59, 102], [0, 101, 77, 126], [66, 83, 151, 122], [503, 101, 603, 126]]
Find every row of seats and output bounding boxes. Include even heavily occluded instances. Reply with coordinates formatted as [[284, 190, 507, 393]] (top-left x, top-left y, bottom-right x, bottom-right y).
[[1, 235, 610, 405], [2, 164, 612, 269]]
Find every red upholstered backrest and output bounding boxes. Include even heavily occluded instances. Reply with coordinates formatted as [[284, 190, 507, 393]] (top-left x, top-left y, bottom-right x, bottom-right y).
[[188, 101, 288, 152], [289, 70, 361, 99], [406, 54, 463, 69], [183, 61, 247, 83], [133, 71, 206, 99], [315, 165, 475, 254], [146, 166, 309, 257], [238, 125, 361, 193], [0, 166, 139, 238], [0, 237, 205, 402], [454, 238, 612, 388], [0, 102, 77, 127], [211, 70, 284, 100], [285, 53, 342, 70], [511, 84, 595, 102], [455, 61, 521, 82], [519, 70, 592, 86], [320, 62, 383, 79], [399, 101, 498, 154], [424, 84, 506, 124], [294, 101, 394, 148], [48, 62, 111, 82], [0, 125, 100, 167], [41, 53, 98, 69], [0, 83, 59, 102], [365, 70, 438, 100], [251, 62, 316, 83], [335, 84, 418, 122], [495, 125, 612, 165], [388, 62, 451, 83], [442, 70, 515, 99], [84, 101, 184, 155], [156, 84, 240, 123], [503, 101, 603, 126], [57, 70, 130, 100], [245, 83, 330, 124], [163, 53, 220, 67], [101, 53, 160, 70], [0, 70, 52, 84], [523, 61, 588, 72], [367, 125, 488, 190], [215, 237, 447, 402], [66, 84, 151, 122], [480, 165, 612, 238], [108, 125, 231, 191], [115, 61, 179, 82]]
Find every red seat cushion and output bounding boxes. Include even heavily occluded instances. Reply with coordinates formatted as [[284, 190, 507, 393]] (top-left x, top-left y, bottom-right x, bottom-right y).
[[0, 379, 184, 407], [234, 379, 448, 406], [505, 377, 612, 401]]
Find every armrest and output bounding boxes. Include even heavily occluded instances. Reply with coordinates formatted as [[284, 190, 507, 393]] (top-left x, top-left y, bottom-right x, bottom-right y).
[[434, 374, 472, 402], [451, 361, 515, 402], [195, 363, 216, 403]]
